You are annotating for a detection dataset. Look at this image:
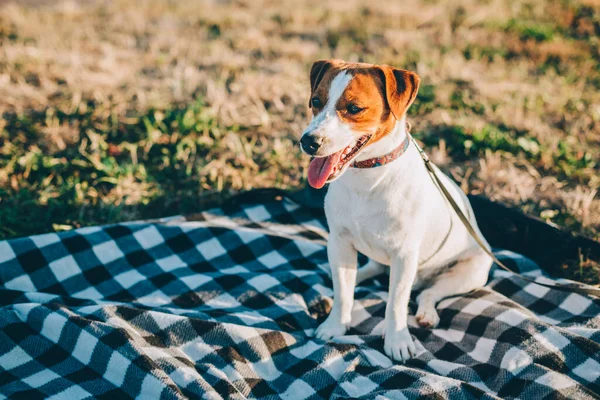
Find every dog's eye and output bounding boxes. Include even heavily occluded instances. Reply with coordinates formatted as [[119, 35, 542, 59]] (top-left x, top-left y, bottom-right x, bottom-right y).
[[311, 98, 323, 108], [347, 104, 363, 115]]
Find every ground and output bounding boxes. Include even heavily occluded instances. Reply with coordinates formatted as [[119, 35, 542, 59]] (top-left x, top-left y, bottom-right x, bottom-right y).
[[0, 0, 598, 283]]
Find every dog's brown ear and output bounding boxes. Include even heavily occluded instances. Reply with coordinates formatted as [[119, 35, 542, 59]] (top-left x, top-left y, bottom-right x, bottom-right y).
[[308, 59, 341, 107], [377, 65, 420, 119]]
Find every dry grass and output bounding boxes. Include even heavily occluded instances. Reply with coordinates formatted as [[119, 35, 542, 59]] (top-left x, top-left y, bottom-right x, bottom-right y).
[[0, 0, 599, 283]]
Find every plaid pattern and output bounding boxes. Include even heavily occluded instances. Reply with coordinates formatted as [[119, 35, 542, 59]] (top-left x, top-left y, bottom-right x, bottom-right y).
[[1, 196, 599, 400]]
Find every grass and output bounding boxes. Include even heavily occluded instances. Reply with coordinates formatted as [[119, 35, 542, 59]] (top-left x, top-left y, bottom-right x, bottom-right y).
[[0, 100, 303, 236], [0, 0, 599, 283]]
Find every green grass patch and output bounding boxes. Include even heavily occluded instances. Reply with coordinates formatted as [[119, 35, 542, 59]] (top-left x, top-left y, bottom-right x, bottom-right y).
[[419, 122, 598, 185], [463, 45, 509, 62], [421, 124, 540, 159], [411, 84, 436, 115], [0, 100, 301, 239], [505, 19, 555, 42]]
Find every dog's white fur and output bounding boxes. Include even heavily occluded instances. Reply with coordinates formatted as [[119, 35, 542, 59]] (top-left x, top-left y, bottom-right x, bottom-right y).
[[304, 71, 493, 362]]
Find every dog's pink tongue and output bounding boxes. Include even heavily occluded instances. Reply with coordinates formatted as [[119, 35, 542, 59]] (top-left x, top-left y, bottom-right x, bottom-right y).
[[307, 150, 342, 189]]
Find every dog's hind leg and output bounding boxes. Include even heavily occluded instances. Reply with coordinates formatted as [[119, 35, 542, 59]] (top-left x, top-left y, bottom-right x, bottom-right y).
[[356, 260, 386, 284], [415, 252, 492, 328]]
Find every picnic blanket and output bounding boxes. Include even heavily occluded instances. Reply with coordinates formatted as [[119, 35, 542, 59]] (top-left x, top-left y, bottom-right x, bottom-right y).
[[1, 193, 599, 399]]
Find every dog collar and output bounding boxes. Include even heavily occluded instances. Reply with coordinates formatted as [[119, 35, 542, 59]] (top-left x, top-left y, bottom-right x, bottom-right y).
[[351, 133, 411, 168]]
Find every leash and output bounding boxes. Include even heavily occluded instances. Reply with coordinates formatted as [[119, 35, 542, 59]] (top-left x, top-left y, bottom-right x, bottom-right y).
[[410, 135, 600, 298]]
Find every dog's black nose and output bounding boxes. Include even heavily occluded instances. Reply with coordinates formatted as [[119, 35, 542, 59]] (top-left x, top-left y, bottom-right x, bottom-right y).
[[301, 134, 323, 155]]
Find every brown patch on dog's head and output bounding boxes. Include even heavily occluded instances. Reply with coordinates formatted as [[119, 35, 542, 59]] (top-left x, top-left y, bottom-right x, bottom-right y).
[[376, 65, 420, 120], [367, 64, 420, 145], [308, 59, 344, 110], [307, 60, 420, 145], [335, 71, 388, 135]]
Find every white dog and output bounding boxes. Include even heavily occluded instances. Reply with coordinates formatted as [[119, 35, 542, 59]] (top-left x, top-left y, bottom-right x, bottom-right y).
[[300, 60, 492, 362]]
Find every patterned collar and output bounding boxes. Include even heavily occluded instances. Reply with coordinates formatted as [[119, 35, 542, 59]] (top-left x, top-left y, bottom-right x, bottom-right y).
[[351, 133, 411, 169]]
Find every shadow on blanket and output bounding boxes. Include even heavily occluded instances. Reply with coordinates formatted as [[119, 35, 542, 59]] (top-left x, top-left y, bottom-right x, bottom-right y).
[[0, 186, 599, 399]]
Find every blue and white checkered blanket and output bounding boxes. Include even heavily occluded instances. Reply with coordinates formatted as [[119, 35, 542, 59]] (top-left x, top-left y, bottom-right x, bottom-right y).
[[1, 196, 599, 399]]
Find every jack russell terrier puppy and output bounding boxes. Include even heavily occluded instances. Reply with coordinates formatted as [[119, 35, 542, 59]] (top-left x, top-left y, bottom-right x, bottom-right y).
[[300, 59, 492, 362]]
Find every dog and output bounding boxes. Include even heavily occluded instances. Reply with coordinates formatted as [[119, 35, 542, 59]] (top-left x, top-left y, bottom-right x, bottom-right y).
[[300, 59, 493, 362]]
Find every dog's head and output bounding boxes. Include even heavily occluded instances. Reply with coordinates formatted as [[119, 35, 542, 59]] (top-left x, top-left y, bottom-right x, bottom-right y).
[[301, 59, 420, 189]]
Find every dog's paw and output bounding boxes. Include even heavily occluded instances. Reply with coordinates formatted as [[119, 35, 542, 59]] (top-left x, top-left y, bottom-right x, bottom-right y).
[[384, 328, 417, 363], [315, 317, 348, 340], [416, 305, 440, 329]]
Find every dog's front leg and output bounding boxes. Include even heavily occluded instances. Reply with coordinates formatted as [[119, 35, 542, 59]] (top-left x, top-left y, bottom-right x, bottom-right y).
[[384, 254, 418, 362], [315, 234, 357, 340]]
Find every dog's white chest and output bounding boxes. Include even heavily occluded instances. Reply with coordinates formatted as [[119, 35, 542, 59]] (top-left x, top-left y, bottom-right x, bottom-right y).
[[325, 187, 395, 265]]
